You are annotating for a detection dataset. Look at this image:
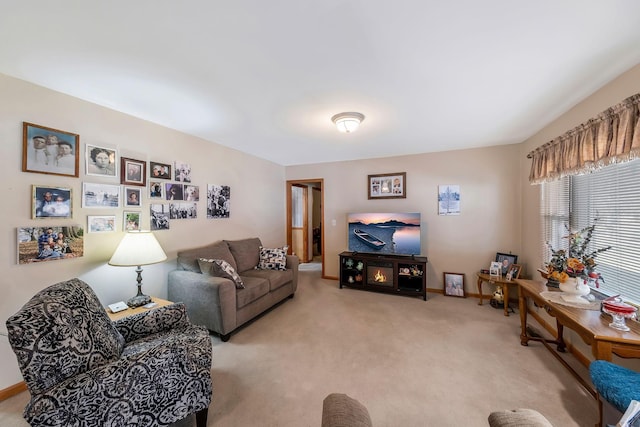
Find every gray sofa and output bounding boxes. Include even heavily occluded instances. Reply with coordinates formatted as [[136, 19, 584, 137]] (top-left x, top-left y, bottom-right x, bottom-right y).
[[168, 237, 299, 341]]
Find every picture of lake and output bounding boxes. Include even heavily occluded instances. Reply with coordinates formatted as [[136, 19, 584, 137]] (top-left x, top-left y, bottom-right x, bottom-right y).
[[347, 212, 421, 255]]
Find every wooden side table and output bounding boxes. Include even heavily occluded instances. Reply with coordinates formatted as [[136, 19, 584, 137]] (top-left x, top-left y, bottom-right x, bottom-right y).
[[106, 297, 174, 321], [476, 272, 519, 316]]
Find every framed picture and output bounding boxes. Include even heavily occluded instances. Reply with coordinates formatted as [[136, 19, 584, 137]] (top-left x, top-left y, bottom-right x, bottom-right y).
[[17, 225, 84, 264], [32, 185, 72, 219], [368, 172, 406, 199], [123, 211, 141, 231], [489, 261, 502, 278], [174, 161, 192, 182], [150, 204, 170, 230], [506, 264, 522, 281], [87, 215, 116, 233], [207, 184, 231, 218], [82, 182, 121, 208], [169, 202, 198, 219], [124, 187, 142, 207], [165, 183, 184, 200], [23, 122, 79, 177], [86, 144, 117, 177], [150, 161, 171, 180], [183, 184, 200, 201], [495, 252, 518, 276], [444, 272, 465, 297], [149, 181, 163, 199], [438, 185, 461, 215], [121, 157, 146, 186]]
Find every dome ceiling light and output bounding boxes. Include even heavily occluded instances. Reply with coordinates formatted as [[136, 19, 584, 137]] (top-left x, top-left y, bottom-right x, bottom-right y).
[[331, 112, 365, 133]]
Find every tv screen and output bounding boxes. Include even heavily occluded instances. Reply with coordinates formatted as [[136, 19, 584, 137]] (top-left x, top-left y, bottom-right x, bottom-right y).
[[347, 212, 421, 256]]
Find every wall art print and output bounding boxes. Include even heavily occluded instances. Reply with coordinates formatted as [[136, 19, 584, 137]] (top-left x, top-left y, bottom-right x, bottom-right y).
[[207, 184, 230, 218], [438, 184, 460, 215], [150, 204, 170, 230], [17, 225, 84, 264]]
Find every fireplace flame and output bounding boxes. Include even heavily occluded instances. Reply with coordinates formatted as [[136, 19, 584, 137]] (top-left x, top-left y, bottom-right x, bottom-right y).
[[374, 269, 387, 282]]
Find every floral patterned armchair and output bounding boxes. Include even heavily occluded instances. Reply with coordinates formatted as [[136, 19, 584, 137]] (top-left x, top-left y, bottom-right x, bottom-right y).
[[6, 278, 212, 427]]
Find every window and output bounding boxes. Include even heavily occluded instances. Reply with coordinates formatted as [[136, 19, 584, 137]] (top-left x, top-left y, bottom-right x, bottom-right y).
[[541, 159, 640, 303]]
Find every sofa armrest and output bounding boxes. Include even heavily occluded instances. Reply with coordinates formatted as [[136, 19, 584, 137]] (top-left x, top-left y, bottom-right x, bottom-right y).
[[286, 254, 299, 293], [114, 302, 190, 343], [168, 270, 237, 335]]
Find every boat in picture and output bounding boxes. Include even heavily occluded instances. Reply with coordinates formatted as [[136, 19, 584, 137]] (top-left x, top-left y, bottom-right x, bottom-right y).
[[353, 229, 386, 249]]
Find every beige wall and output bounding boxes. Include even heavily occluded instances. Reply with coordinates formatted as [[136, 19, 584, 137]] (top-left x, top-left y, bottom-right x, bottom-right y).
[[286, 144, 523, 287], [0, 74, 287, 388]]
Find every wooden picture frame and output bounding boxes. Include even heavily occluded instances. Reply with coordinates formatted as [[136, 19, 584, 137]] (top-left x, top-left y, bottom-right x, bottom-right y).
[[495, 252, 518, 276], [23, 122, 79, 177], [444, 272, 465, 297], [32, 185, 72, 219], [121, 157, 146, 186], [149, 161, 171, 180], [86, 144, 117, 177], [368, 172, 406, 199], [506, 264, 522, 281]]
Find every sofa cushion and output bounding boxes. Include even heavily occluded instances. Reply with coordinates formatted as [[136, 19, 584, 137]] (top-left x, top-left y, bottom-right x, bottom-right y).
[[242, 268, 293, 291], [236, 276, 270, 309], [198, 258, 245, 289], [177, 240, 236, 272], [256, 245, 288, 271], [225, 237, 262, 272]]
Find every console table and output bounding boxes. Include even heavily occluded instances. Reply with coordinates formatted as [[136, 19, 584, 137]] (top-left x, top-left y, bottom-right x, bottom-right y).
[[476, 272, 519, 316], [517, 279, 640, 362]]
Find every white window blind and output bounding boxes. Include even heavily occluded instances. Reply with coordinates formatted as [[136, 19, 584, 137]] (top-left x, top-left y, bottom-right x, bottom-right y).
[[540, 176, 569, 267], [541, 159, 640, 303]]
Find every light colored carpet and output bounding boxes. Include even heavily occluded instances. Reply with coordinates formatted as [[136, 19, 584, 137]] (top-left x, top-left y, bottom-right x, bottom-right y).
[[0, 269, 597, 426]]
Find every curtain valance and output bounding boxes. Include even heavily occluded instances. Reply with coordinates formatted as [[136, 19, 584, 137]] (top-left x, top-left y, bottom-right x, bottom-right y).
[[527, 93, 640, 184]]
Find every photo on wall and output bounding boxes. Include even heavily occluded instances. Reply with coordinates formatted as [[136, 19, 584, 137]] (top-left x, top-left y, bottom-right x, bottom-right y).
[[32, 185, 72, 219], [124, 211, 141, 230], [169, 202, 197, 219], [150, 204, 170, 230], [207, 185, 230, 218], [85, 144, 117, 177], [17, 225, 84, 264], [23, 122, 80, 177]]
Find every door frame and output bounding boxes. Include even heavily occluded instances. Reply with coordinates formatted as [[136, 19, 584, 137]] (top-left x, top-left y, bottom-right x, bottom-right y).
[[286, 178, 324, 277]]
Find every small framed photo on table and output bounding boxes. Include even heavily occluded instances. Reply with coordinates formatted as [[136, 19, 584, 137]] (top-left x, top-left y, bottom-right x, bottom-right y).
[[495, 252, 518, 276]]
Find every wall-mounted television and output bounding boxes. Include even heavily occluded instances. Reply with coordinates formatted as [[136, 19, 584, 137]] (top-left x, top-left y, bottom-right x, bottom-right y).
[[347, 212, 421, 256]]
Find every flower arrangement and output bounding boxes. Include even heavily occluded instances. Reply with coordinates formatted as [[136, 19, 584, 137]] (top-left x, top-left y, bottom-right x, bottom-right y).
[[546, 219, 612, 287]]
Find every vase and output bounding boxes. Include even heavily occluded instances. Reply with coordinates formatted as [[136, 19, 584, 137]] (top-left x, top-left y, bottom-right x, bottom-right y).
[[559, 277, 591, 303]]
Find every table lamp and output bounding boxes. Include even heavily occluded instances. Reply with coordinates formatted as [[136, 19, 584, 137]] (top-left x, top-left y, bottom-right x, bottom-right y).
[[108, 230, 167, 307]]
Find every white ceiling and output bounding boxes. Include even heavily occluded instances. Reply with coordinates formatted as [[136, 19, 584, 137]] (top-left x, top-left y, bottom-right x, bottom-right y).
[[2, 1, 640, 166]]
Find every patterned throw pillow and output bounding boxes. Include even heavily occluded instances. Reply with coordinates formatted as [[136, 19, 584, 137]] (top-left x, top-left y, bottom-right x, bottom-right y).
[[255, 246, 288, 271], [198, 258, 245, 289]]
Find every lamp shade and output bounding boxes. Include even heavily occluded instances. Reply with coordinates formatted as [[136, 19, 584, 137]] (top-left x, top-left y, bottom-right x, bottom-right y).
[[108, 231, 167, 267], [331, 112, 365, 133]]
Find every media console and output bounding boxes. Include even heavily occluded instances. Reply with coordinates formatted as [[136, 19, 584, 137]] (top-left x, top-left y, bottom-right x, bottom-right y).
[[339, 251, 428, 300]]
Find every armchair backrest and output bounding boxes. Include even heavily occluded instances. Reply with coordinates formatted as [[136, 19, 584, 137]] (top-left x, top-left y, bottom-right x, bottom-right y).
[[6, 278, 125, 395]]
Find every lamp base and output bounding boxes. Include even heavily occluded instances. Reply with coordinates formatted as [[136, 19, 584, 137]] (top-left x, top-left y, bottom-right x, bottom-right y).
[[127, 294, 151, 308]]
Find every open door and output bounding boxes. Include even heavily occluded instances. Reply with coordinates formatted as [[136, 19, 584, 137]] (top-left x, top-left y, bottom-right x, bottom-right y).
[[286, 179, 324, 275]]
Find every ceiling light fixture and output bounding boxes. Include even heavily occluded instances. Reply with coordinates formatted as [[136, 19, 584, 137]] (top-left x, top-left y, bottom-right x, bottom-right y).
[[331, 112, 365, 133]]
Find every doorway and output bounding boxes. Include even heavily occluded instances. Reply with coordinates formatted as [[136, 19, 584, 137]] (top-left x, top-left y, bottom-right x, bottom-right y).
[[286, 179, 324, 276]]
